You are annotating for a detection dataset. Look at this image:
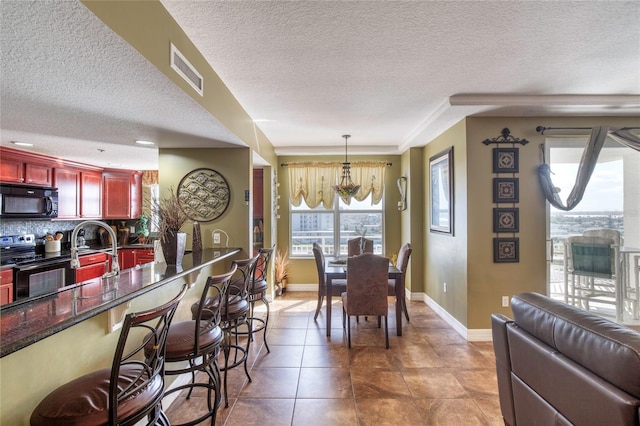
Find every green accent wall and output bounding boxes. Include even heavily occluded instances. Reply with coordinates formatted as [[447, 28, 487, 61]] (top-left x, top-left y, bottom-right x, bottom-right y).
[[159, 148, 253, 257]]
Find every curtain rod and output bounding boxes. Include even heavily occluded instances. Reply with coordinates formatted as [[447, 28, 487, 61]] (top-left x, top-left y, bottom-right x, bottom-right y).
[[535, 126, 640, 135], [280, 162, 392, 167]]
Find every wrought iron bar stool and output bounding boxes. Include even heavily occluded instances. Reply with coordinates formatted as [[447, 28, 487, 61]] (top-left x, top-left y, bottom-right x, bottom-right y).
[[191, 255, 257, 407], [31, 284, 187, 426], [236, 246, 274, 352], [158, 266, 236, 426]]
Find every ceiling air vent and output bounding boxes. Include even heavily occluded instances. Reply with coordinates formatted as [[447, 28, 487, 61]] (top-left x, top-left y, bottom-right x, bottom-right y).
[[170, 43, 203, 96]]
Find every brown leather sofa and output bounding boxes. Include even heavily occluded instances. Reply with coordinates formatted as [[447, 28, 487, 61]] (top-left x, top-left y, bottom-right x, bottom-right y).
[[492, 292, 640, 425]]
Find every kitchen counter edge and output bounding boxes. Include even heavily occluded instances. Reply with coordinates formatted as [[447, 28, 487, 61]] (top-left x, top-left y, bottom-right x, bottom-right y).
[[0, 247, 241, 357]]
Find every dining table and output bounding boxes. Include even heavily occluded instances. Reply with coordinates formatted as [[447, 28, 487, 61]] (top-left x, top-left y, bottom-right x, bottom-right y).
[[324, 258, 405, 337]]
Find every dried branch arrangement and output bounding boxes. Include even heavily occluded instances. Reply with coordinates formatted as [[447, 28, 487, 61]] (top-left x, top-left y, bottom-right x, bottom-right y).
[[274, 248, 290, 283], [150, 188, 189, 242]]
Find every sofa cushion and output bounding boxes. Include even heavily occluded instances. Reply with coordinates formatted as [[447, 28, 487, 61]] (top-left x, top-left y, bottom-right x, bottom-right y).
[[511, 292, 640, 398], [508, 322, 640, 425]]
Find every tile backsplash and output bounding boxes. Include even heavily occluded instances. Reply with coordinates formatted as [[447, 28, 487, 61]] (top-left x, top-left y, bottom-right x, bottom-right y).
[[0, 219, 139, 243]]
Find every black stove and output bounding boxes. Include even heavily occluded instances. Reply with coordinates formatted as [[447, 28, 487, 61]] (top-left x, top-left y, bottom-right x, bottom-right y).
[[0, 234, 40, 266], [2, 234, 76, 302]]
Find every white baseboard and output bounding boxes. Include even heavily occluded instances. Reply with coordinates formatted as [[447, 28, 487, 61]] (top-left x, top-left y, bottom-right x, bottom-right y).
[[285, 283, 318, 292], [421, 294, 492, 342], [467, 328, 493, 341]]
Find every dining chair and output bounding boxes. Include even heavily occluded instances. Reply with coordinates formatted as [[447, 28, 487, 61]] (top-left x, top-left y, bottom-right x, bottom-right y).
[[583, 228, 622, 246], [160, 267, 236, 425], [347, 237, 373, 257], [342, 253, 390, 349], [390, 242, 412, 322], [31, 284, 187, 426], [313, 242, 347, 321]]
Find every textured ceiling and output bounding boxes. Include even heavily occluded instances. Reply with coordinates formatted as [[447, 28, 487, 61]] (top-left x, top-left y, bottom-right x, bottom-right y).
[[160, 0, 640, 154], [1, 1, 639, 170], [0, 1, 242, 170]]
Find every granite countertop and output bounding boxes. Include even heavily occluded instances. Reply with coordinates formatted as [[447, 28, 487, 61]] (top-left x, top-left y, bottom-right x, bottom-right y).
[[0, 242, 156, 270], [0, 247, 240, 357]]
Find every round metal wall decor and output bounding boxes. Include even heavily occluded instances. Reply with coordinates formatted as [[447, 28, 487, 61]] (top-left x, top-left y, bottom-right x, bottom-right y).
[[177, 168, 230, 222]]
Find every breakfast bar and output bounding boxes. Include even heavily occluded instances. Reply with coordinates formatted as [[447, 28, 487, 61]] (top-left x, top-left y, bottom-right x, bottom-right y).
[[0, 247, 240, 357], [0, 248, 241, 425]]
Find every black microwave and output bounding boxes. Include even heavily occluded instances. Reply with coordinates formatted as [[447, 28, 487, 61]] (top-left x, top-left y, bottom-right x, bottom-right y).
[[0, 184, 58, 219]]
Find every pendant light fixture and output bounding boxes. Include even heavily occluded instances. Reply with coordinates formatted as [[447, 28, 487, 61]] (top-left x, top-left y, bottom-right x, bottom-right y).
[[333, 134, 360, 198]]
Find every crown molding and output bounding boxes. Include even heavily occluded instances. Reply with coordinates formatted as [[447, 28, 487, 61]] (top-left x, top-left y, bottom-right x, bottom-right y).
[[449, 94, 640, 106]]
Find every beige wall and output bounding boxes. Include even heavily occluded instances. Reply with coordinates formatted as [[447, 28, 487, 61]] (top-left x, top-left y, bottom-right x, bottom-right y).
[[423, 120, 470, 324], [420, 116, 638, 330], [399, 148, 426, 295], [463, 118, 546, 329]]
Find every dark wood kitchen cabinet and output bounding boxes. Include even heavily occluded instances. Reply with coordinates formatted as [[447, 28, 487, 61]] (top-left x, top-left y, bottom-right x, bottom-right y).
[[54, 168, 81, 218], [117, 249, 136, 270], [80, 170, 102, 218], [1, 148, 142, 219], [103, 170, 142, 219], [117, 248, 154, 270], [25, 163, 53, 186], [0, 155, 24, 184], [0, 268, 14, 306], [54, 168, 104, 219], [135, 248, 155, 265], [75, 253, 109, 283], [0, 148, 53, 186]]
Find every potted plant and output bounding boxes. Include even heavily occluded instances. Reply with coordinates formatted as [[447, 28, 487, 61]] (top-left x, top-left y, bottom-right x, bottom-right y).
[[136, 213, 150, 244], [151, 188, 189, 265], [273, 248, 290, 295]]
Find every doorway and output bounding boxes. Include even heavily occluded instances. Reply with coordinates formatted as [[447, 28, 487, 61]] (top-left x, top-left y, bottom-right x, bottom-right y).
[[546, 137, 639, 321], [253, 168, 264, 255]]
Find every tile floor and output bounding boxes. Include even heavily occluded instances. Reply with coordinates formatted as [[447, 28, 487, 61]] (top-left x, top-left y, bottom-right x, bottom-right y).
[[164, 292, 503, 425]]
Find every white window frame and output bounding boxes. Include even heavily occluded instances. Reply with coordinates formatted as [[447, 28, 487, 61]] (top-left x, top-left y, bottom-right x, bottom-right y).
[[290, 195, 384, 258]]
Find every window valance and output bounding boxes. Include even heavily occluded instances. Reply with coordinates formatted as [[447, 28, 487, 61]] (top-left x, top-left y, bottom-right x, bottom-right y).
[[142, 170, 159, 185], [287, 161, 387, 209]]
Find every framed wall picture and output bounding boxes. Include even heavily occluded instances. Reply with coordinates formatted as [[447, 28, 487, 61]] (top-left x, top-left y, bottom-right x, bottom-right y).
[[492, 147, 519, 173], [429, 147, 454, 235], [493, 178, 519, 203], [493, 208, 519, 233], [494, 237, 519, 263]]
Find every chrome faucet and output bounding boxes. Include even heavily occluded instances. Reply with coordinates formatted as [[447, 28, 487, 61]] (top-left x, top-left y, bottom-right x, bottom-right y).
[[70, 220, 120, 278]]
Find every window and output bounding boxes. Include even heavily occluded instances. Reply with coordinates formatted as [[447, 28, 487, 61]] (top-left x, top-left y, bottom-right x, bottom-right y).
[[291, 195, 383, 257]]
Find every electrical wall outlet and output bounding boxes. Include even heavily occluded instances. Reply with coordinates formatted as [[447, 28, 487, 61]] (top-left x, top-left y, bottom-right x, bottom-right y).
[[443, 282, 447, 293], [502, 296, 509, 307], [213, 232, 221, 244]]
